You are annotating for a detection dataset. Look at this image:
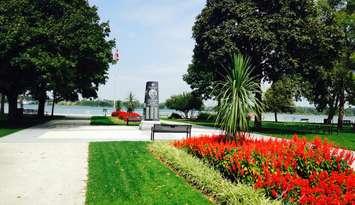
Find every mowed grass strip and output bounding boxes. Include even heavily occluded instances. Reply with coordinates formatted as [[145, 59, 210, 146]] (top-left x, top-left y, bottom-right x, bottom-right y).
[[86, 142, 211, 205], [90, 116, 140, 126]]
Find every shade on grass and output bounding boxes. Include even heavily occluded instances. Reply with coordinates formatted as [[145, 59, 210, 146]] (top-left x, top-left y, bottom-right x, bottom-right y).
[[90, 116, 140, 126], [0, 128, 22, 138], [86, 142, 211, 205], [0, 115, 54, 138]]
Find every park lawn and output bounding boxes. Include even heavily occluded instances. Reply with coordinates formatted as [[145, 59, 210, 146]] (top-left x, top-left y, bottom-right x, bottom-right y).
[[0, 115, 55, 138], [90, 116, 140, 126], [162, 118, 355, 150], [0, 128, 22, 138], [86, 142, 212, 205]]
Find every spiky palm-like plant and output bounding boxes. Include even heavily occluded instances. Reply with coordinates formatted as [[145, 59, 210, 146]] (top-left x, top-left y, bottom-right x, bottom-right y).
[[125, 92, 139, 112], [215, 53, 263, 137]]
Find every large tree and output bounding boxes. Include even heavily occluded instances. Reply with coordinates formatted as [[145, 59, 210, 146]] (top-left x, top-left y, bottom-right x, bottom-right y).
[[165, 92, 203, 119], [305, 0, 354, 127], [184, 0, 343, 128], [0, 0, 115, 120], [264, 77, 297, 122]]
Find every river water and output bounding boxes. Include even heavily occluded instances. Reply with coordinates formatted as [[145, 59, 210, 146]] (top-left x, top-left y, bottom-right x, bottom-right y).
[[2, 103, 355, 123]]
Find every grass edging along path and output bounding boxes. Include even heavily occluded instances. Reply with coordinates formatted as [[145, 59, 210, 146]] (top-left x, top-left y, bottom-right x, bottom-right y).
[[86, 142, 211, 205], [162, 118, 355, 151], [90, 116, 139, 126], [149, 142, 279, 205]]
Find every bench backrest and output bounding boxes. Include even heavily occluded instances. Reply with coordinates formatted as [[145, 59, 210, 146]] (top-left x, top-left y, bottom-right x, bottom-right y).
[[153, 124, 191, 132]]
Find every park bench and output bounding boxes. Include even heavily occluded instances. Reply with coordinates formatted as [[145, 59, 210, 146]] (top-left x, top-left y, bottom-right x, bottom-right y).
[[151, 124, 192, 141], [126, 116, 142, 125]]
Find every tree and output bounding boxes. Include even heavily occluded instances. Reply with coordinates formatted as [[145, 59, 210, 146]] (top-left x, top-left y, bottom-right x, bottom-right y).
[[0, 0, 115, 120], [165, 92, 203, 118], [215, 54, 262, 137], [264, 78, 297, 122], [0, 93, 4, 115], [184, 0, 343, 128], [305, 0, 354, 127], [124, 92, 139, 112]]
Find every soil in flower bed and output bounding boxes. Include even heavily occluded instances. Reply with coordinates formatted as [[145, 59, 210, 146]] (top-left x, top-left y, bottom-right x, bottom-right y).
[[174, 135, 355, 204]]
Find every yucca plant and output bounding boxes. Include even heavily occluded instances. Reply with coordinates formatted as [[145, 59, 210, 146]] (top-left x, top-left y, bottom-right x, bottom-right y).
[[215, 53, 263, 137], [125, 92, 139, 112]]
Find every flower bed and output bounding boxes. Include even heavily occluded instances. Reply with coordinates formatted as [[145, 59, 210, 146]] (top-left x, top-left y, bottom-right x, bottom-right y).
[[174, 135, 355, 204], [111, 111, 141, 121]]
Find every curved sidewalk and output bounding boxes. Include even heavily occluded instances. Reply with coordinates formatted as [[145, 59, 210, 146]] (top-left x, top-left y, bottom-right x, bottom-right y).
[[0, 119, 221, 205]]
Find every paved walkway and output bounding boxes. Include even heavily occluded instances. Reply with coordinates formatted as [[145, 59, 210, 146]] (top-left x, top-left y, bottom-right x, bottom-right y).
[[0, 118, 221, 205]]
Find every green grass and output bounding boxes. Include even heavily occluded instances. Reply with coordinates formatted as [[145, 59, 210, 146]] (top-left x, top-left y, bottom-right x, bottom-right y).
[[162, 118, 355, 150], [0, 128, 23, 138], [149, 142, 279, 205], [0, 114, 54, 138], [90, 116, 140, 126], [86, 142, 212, 205]]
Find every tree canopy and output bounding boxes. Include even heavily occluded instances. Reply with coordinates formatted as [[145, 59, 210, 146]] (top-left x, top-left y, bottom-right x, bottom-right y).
[[0, 0, 115, 120], [183, 0, 343, 127], [165, 92, 203, 118]]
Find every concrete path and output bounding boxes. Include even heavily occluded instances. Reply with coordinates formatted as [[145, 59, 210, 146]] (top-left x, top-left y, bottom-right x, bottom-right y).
[[0, 118, 222, 205]]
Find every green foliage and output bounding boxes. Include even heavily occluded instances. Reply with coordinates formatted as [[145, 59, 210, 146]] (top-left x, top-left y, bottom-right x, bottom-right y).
[[149, 142, 279, 205], [0, 0, 115, 119], [86, 142, 211, 205], [197, 112, 216, 122], [168, 113, 183, 120], [184, 0, 343, 100], [306, 0, 354, 117], [215, 54, 263, 135], [264, 77, 297, 122], [115, 100, 122, 111], [165, 92, 203, 118], [58, 99, 113, 107], [123, 92, 139, 112], [90, 116, 139, 126]]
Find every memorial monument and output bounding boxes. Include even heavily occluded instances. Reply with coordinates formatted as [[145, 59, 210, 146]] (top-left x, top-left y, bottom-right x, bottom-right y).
[[139, 81, 161, 130]]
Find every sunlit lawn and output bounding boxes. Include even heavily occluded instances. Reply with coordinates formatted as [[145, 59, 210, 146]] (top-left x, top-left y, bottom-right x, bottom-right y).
[[86, 142, 211, 205]]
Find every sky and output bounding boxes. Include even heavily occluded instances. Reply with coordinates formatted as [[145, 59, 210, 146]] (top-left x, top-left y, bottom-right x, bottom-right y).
[[88, 0, 312, 107], [88, 0, 206, 103]]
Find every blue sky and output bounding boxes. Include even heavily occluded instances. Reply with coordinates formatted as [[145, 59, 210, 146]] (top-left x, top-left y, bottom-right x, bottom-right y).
[[88, 0, 205, 102]]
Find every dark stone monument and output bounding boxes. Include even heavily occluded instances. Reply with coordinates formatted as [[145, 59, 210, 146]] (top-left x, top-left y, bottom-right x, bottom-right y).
[[140, 81, 160, 129], [143, 81, 160, 121]]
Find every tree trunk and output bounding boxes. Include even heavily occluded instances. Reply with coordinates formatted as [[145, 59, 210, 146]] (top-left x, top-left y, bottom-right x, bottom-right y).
[[337, 90, 345, 129], [274, 112, 278, 122], [0, 94, 5, 114], [326, 95, 339, 124], [7, 93, 18, 121], [37, 96, 46, 118], [51, 99, 55, 117], [184, 110, 189, 119]]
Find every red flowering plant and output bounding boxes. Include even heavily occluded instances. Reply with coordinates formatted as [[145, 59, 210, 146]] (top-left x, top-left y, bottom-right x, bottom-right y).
[[173, 134, 355, 204], [111, 110, 141, 121]]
